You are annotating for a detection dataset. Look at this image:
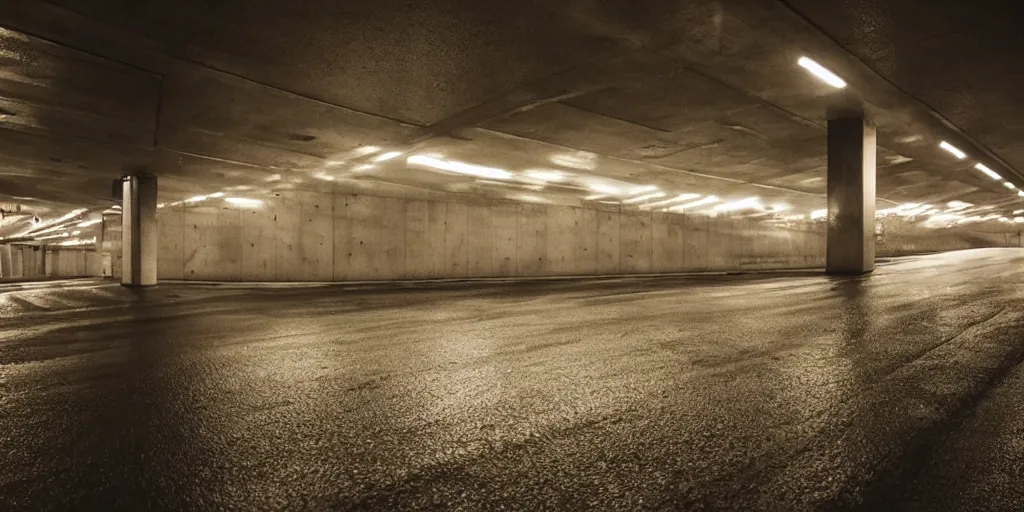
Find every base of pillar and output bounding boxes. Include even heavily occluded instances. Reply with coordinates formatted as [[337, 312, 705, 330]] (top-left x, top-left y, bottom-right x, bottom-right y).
[[825, 268, 875, 276]]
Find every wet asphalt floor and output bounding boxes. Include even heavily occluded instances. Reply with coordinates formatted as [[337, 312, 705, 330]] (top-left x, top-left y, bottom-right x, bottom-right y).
[[2, 248, 1024, 510]]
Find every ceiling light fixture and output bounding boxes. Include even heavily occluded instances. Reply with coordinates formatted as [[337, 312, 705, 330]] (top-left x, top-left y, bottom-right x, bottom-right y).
[[939, 141, 967, 159], [1004, 182, 1017, 190], [797, 57, 847, 88], [974, 163, 1001, 180]]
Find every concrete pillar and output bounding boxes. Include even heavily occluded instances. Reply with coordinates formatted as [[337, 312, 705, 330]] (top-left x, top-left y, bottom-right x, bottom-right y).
[[826, 116, 876, 275], [121, 174, 158, 286], [0, 244, 11, 278]]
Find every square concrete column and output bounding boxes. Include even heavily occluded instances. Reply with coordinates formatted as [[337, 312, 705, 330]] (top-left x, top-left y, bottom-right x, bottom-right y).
[[121, 174, 158, 286], [826, 116, 876, 275]]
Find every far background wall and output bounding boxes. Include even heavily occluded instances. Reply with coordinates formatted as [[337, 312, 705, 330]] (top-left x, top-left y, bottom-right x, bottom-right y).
[[154, 189, 1022, 282]]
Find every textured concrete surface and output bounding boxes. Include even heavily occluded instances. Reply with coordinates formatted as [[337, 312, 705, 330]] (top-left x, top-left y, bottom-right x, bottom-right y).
[[3, 248, 1024, 509], [155, 190, 1021, 282], [6, 246, 100, 279], [157, 192, 829, 281]]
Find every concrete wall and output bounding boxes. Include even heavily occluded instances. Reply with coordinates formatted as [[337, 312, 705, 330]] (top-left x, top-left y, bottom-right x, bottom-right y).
[[14, 245, 46, 278], [46, 249, 102, 278], [155, 191, 1024, 282], [876, 218, 1022, 256], [1, 245, 103, 280], [157, 190, 827, 281]]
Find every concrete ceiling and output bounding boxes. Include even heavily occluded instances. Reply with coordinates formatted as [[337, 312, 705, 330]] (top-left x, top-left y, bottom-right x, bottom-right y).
[[2, 0, 1024, 235]]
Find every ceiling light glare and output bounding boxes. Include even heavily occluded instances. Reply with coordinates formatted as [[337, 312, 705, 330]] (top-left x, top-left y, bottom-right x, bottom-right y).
[[185, 195, 208, 203], [1004, 182, 1017, 190], [514, 194, 548, 203], [550, 152, 597, 171], [946, 201, 973, 211], [670, 196, 720, 212], [408, 155, 513, 180], [878, 203, 923, 216], [225, 197, 264, 208], [588, 183, 622, 195], [797, 57, 847, 89], [583, 194, 607, 201], [939, 141, 967, 160], [524, 169, 566, 182], [58, 237, 97, 247], [629, 185, 659, 195], [640, 193, 702, 210], [713, 197, 764, 213], [209, 192, 225, 198], [76, 219, 101, 228], [355, 146, 381, 156], [810, 209, 828, 220], [623, 192, 667, 204], [374, 151, 403, 162], [1018, 191, 1024, 198]]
